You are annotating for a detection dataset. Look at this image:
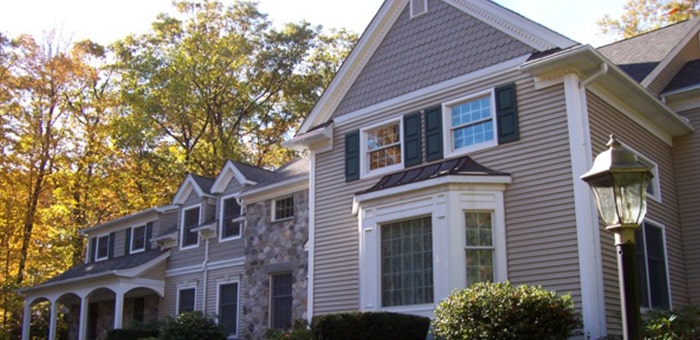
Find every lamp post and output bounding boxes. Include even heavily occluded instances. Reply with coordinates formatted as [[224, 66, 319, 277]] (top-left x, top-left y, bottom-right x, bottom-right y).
[[581, 135, 653, 340]]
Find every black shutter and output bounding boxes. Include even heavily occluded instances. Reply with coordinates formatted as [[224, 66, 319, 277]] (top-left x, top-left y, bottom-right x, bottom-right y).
[[108, 232, 115, 259], [345, 131, 360, 182], [403, 112, 422, 167], [495, 83, 519, 143], [145, 222, 153, 251], [89, 237, 96, 263], [424, 106, 443, 161], [124, 228, 132, 255]]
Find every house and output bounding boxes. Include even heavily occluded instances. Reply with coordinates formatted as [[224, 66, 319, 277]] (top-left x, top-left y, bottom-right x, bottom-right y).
[[285, 0, 699, 338], [18, 159, 309, 340]]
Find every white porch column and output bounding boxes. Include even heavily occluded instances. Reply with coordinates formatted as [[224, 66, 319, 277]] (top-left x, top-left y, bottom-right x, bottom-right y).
[[48, 301, 58, 340], [21, 300, 31, 340], [78, 296, 88, 340], [113, 290, 124, 329]]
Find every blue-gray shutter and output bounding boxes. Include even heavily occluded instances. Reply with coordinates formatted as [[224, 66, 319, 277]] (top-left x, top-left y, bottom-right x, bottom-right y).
[[145, 222, 153, 251], [345, 131, 360, 182], [495, 83, 519, 143], [424, 106, 443, 161], [108, 232, 115, 259], [124, 228, 132, 255], [89, 237, 96, 263], [403, 112, 422, 167]]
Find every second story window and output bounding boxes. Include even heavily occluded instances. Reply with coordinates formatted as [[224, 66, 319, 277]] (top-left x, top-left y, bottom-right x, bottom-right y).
[[131, 225, 146, 253], [273, 196, 294, 221], [95, 235, 110, 261], [181, 205, 200, 249], [221, 196, 242, 240], [360, 120, 403, 178], [444, 92, 496, 156]]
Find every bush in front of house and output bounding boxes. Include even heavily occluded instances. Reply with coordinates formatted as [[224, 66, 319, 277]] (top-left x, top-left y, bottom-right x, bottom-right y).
[[431, 281, 582, 340], [311, 311, 431, 340], [643, 305, 700, 339], [106, 328, 159, 340], [159, 311, 226, 340], [264, 319, 313, 340]]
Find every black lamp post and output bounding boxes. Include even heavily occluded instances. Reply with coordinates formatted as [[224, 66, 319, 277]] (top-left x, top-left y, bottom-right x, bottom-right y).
[[581, 135, 653, 340]]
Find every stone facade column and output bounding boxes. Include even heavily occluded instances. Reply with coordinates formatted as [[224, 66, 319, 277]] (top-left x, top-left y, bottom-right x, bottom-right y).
[[78, 296, 88, 340], [114, 290, 124, 329], [21, 300, 31, 340], [48, 301, 58, 340]]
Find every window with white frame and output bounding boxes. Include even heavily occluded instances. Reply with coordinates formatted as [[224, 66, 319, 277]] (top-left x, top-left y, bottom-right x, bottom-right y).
[[443, 91, 496, 156], [273, 196, 294, 221], [465, 211, 494, 286], [131, 225, 147, 253], [181, 205, 200, 248], [636, 221, 670, 309], [220, 196, 242, 240], [95, 235, 110, 261], [621, 143, 661, 202], [177, 287, 196, 314], [270, 272, 293, 329], [380, 216, 433, 307], [218, 282, 239, 336], [361, 119, 403, 177]]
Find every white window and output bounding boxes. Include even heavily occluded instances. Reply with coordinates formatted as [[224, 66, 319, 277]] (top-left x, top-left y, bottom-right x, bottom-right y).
[[443, 90, 497, 158], [181, 205, 201, 249], [95, 235, 110, 261], [636, 221, 671, 310], [217, 282, 239, 336], [272, 196, 294, 221], [621, 143, 661, 202], [381, 216, 433, 307], [177, 287, 196, 314], [356, 177, 509, 317], [220, 195, 243, 241], [360, 119, 403, 178], [130, 225, 146, 253], [270, 272, 293, 329]]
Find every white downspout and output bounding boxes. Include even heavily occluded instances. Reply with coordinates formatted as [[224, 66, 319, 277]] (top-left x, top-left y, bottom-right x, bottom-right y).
[[202, 237, 209, 313]]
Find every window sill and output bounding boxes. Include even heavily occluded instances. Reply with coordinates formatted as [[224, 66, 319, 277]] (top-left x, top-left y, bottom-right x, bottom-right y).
[[271, 217, 294, 223]]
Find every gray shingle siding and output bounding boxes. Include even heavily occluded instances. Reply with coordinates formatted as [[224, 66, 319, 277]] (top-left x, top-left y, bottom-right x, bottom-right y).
[[332, 0, 535, 118]]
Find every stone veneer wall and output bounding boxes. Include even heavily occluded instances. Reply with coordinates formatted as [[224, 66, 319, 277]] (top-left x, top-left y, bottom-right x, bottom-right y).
[[241, 190, 308, 339]]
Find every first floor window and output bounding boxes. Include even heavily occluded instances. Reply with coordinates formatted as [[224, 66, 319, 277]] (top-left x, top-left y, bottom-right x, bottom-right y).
[[131, 225, 146, 252], [636, 222, 670, 309], [221, 197, 242, 239], [95, 235, 109, 261], [270, 273, 293, 329], [182, 206, 200, 248], [219, 283, 239, 335], [178, 288, 195, 314], [465, 211, 494, 286], [367, 122, 402, 171], [447, 94, 495, 151], [273, 197, 294, 221], [380, 216, 433, 307]]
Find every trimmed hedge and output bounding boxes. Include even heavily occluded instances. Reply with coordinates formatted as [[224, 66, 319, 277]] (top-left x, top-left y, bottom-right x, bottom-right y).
[[106, 329, 159, 340], [311, 311, 430, 340]]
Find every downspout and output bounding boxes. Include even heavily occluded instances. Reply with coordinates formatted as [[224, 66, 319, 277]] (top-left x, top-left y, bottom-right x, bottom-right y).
[[202, 237, 209, 313], [580, 63, 608, 89]]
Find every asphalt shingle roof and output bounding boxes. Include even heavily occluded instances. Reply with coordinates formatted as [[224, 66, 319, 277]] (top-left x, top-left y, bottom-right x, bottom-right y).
[[664, 58, 700, 92], [230, 161, 276, 184], [191, 174, 215, 194]]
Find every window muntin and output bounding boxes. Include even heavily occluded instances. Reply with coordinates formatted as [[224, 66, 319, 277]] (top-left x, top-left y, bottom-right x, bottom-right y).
[[465, 212, 494, 286], [181, 206, 200, 248], [636, 222, 670, 309], [177, 288, 195, 314], [443, 91, 497, 157], [221, 196, 242, 240], [273, 196, 294, 221], [218, 282, 239, 336], [131, 225, 146, 253], [367, 123, 402, 171], [380, 216, 433, 307], [95, 235, 109, 261], [270, 273, 293, 329]]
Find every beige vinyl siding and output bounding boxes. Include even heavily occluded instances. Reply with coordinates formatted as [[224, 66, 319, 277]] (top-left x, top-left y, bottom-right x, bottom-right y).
[[588, 92, 688, 334], [204, 266, 245, 317], [142, 262, 167, 281], [313, 72, 585, 314], [672, 106, 700, 306], [162, 272, 204, 317]]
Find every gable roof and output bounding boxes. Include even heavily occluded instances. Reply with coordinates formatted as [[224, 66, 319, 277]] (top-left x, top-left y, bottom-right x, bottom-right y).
[[210, 160, 275, 194], [80, 205, 178, 235], [172, 173, 216, 204], [297, 0, 577, 135], [598, 18, 700, 84], [664, 58, 700, 93], [240, 158, 309, 198]]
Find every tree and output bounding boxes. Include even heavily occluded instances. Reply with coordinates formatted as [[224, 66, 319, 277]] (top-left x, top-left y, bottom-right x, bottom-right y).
[[598, 0, 700, 39]]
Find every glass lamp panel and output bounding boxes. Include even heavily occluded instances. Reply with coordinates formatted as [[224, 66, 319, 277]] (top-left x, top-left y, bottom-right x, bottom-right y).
[[590, 184, 619, 226], [612, 173, 648, 225]]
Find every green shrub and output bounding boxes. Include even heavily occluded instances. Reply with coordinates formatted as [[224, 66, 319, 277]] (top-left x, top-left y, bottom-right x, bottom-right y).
[[106, 328, 159, 340], [432, 281, 582, 340], [264, 319, 312, 340], [311, 311, 430, 340], [643, 305, 700, 339], [159, 311, 226, 340]]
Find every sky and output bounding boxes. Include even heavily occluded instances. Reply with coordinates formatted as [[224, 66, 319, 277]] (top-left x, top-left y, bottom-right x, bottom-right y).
[[0, 0, 624, 48]]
